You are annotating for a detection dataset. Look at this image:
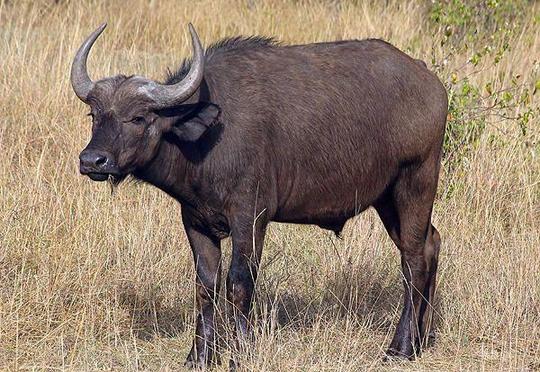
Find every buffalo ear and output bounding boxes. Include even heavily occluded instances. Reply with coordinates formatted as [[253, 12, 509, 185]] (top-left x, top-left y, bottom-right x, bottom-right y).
[[170, 102, 221, 142]]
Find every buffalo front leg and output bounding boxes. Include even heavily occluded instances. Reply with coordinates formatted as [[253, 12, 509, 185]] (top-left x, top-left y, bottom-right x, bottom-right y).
[[183, 213, 222, 368], [226, 213, 267, 358]]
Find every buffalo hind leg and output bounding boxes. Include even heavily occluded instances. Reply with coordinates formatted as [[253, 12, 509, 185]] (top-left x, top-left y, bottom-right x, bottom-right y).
[[375, 157, 441, 360], [419, 225, 440, 347]]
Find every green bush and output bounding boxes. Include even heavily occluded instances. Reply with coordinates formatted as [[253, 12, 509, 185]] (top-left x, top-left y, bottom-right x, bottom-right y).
[[428, 0, 538, 168]]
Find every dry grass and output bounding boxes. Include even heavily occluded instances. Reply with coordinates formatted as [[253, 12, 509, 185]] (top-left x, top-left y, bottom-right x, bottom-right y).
[[1, 0, 539, 370]]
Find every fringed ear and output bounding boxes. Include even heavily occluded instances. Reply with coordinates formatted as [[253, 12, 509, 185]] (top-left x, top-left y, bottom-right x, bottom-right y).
[[167, 102, 221, 142]]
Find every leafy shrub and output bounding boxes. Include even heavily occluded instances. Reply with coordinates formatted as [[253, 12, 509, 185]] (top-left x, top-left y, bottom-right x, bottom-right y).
[[428, 0, 539, 168]]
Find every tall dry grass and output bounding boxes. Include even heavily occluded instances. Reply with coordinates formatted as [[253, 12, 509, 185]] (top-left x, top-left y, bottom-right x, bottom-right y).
[[0, 0, 539, 370]]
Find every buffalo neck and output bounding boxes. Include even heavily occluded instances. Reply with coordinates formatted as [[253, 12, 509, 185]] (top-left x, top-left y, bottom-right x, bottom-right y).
[[133, 136, 200, 206], [133, 86, 218, 207]]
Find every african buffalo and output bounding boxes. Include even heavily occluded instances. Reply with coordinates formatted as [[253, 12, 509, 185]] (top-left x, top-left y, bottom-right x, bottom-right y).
[[71, 23, 447, 367]]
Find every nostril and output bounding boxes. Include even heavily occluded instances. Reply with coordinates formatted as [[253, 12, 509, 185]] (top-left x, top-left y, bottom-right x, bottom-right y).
[[95, 155, 107, 167], [79, 151, 110, 170]]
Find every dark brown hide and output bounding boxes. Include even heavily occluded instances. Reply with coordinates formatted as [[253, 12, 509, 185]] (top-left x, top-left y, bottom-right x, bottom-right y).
[[74, 31, 447, 367]]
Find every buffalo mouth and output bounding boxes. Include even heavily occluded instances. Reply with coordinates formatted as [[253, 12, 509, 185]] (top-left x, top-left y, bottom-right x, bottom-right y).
[[87, 172, 111, 182], [82, 170, 124, 183]]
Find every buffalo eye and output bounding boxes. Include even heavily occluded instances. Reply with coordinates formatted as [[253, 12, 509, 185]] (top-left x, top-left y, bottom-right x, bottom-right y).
[[130, 116, 146, 125]]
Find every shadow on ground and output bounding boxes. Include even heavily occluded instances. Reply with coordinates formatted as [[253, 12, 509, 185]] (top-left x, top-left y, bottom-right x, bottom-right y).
[[117, 283, 192, 340], [254, 265, 405, 334], [116, 260, 443, 345]]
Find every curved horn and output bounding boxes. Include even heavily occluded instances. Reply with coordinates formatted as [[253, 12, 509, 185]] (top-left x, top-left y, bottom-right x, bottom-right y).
[[71, 23, 107, 102], [149, 24, 205, 107]]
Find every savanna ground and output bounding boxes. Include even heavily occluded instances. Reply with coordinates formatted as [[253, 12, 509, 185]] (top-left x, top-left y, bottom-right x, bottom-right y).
[[1, 0, 539, 370]]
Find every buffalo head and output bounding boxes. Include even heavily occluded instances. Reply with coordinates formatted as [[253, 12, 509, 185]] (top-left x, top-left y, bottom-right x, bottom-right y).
[[71, 23, 219, 182]]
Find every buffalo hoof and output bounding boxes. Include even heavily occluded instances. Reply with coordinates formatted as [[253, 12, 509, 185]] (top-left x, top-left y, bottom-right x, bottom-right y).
[[184, 353, 201, 370], [184, 343, 221, 369], [383, 347, 417, 362], [184, 356, 196, 369], [184, 354, 218, 370]]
